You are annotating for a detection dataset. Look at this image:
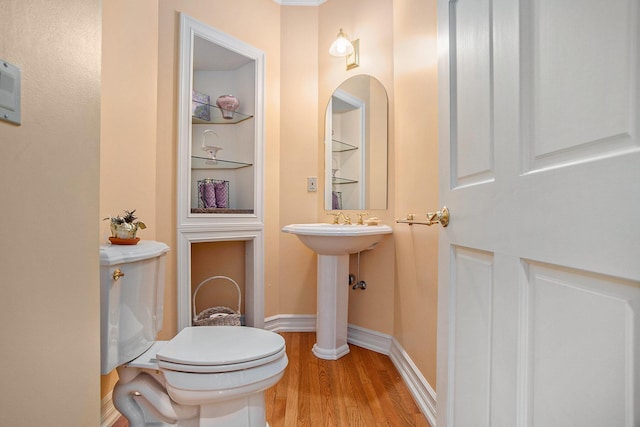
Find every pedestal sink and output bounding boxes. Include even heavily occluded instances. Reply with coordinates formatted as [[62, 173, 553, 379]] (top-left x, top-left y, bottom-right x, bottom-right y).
[[282, 223, 392, 360]]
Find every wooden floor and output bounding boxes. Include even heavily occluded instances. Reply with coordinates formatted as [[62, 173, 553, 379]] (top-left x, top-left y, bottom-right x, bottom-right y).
[[114, 332, 430, 427]]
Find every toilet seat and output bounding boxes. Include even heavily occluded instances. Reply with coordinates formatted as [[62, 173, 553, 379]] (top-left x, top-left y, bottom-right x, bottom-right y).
[[150, 326, 288, 405], [156, 326, 286, 373]]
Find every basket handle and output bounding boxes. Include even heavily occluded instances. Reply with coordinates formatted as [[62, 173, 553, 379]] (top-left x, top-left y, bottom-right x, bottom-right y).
[[192, 275, 242, 319]]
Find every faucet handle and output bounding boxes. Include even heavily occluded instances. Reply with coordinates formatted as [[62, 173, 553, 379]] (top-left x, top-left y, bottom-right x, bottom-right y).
[[327, 212, 341, 224], [356, 212, 369, 225], [342, 213, 351, 225]]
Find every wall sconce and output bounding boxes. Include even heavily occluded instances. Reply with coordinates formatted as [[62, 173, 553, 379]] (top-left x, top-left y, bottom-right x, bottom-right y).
[[329, 29, 359, 70]]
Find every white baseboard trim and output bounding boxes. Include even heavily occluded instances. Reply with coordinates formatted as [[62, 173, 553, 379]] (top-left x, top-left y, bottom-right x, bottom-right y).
[[390, 338, 437, 427], [101, 391, 120, 427], [264, 314, 393, 354], [264, 313, 316, 332], [346, 323, 393, 355]]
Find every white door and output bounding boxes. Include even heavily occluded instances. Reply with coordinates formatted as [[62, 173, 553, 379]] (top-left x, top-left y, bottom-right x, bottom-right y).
[[436, 1, 640, 426]]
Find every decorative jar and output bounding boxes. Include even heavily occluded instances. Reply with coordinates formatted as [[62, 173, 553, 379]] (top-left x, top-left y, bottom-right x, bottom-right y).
[[216, 95, 240, 119]]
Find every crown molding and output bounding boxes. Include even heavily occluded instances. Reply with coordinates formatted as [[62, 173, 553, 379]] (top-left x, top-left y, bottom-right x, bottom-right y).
[[273, 0, 326, 5]]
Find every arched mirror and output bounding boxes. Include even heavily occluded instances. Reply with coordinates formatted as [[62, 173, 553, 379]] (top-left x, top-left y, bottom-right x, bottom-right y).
[[324, 75, 388, 210]]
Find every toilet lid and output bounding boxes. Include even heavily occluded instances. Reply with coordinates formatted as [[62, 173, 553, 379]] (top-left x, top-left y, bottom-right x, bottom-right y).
[[156, 326, 285, 373]]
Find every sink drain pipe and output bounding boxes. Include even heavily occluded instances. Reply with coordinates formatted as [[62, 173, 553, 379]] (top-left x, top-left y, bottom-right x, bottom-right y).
[[351, 252, 367, 290]]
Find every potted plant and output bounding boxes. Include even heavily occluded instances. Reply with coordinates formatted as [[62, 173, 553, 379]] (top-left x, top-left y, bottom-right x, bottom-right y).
[[104, 209, 147, 244]]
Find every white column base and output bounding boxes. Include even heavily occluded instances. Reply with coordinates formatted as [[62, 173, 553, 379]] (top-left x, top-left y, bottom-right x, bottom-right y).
[[312, 343, 350, 360], [314, 254, 350, 360]]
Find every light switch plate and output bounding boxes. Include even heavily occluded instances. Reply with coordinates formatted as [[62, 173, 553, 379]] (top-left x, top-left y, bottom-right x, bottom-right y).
[[0, 60, 21, 125], [307, 176, 317, 192]]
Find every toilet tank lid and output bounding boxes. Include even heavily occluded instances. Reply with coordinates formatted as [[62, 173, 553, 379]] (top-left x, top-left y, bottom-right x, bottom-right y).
[[100, 240, 170, 266]]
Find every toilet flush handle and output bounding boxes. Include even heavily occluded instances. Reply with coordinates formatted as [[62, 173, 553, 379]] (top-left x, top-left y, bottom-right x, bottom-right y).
[[113, 269, 125, 281]]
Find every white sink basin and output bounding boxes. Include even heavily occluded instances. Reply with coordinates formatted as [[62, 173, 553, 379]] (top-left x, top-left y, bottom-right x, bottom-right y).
[[282, 223, 392, 255]]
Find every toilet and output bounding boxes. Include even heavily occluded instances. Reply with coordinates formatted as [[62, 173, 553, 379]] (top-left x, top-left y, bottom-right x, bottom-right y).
[[100, 240, 288, 427]]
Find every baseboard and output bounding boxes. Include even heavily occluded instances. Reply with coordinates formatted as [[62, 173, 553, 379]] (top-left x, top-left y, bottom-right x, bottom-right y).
[[346, 323, 393, 355], [101, 391, 120, 427], [389, 338, 437, 427], [264, 314, 393, 354], [264, 313, 317, 332]]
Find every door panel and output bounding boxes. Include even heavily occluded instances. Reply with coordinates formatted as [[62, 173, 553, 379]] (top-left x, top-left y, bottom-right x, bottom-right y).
[[450, 0, 494, 188], [521, 0, 639, 172], [521, 262, 638, 427], [437, 0, 640, 426], [452, 247, 494, 427]]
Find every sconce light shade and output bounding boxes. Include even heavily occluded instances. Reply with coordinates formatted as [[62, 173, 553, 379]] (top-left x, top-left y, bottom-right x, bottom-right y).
[[329, 29, 355, 57]]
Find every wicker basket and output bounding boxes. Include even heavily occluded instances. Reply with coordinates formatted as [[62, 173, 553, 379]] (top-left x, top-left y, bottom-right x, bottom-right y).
[[192, 275, 242, 327]]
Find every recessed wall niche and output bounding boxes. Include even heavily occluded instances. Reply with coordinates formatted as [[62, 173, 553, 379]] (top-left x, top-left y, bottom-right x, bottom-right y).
[[177, 13, 265, 330], [191, 241, 246, 323]]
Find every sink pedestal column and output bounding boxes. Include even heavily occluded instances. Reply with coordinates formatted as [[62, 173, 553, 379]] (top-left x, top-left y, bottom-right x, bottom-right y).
[[312, 254, 350, 360]]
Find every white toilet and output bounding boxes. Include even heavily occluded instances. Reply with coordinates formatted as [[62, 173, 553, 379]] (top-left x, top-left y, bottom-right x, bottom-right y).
[[100, 240, 288, 427]]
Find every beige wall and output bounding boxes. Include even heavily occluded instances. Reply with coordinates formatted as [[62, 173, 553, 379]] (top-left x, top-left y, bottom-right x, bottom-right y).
[[274, 0, 400, 334], [277, 6, 321, 317], [317, 0, 397, 335], [100, 0, 159, 240], [98, 0, 440, 411], [0, 0, 440, 423], [99, 0, 282, 396], [153, 0, 282, 342], [0, 1, 102, 425], [313, 0, 439, 381], [191, 241, 246, 316], [392, 0, 440, 386], [100, 0, 160, 397]]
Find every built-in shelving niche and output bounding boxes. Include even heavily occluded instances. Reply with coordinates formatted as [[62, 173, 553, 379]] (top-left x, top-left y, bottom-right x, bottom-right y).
[[177, 13, 265, 331], [189, 34, 256, 215]]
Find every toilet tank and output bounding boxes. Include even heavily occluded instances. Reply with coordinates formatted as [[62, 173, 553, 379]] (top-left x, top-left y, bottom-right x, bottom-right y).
[[100, 240, 170, 374]]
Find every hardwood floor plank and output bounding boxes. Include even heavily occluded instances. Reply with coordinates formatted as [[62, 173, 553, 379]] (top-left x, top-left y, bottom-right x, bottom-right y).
[[296, 344, 312, 426], [353, 348, 390, 425], [282, 332, 301, 426], [343, 347, 378, 426], [326, 354, 350, 426], [380, 356, 423, 418], [114, 332, 431, 427], [414, 413, 432, 427], [306, 335, 324, 426], [317, 355, 337, 426]]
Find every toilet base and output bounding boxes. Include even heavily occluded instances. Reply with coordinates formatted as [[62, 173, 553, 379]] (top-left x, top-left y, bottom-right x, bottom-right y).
[[121, 398, 271, 427], [114, 366, 276, 427], [199, 393, 266, 427]]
